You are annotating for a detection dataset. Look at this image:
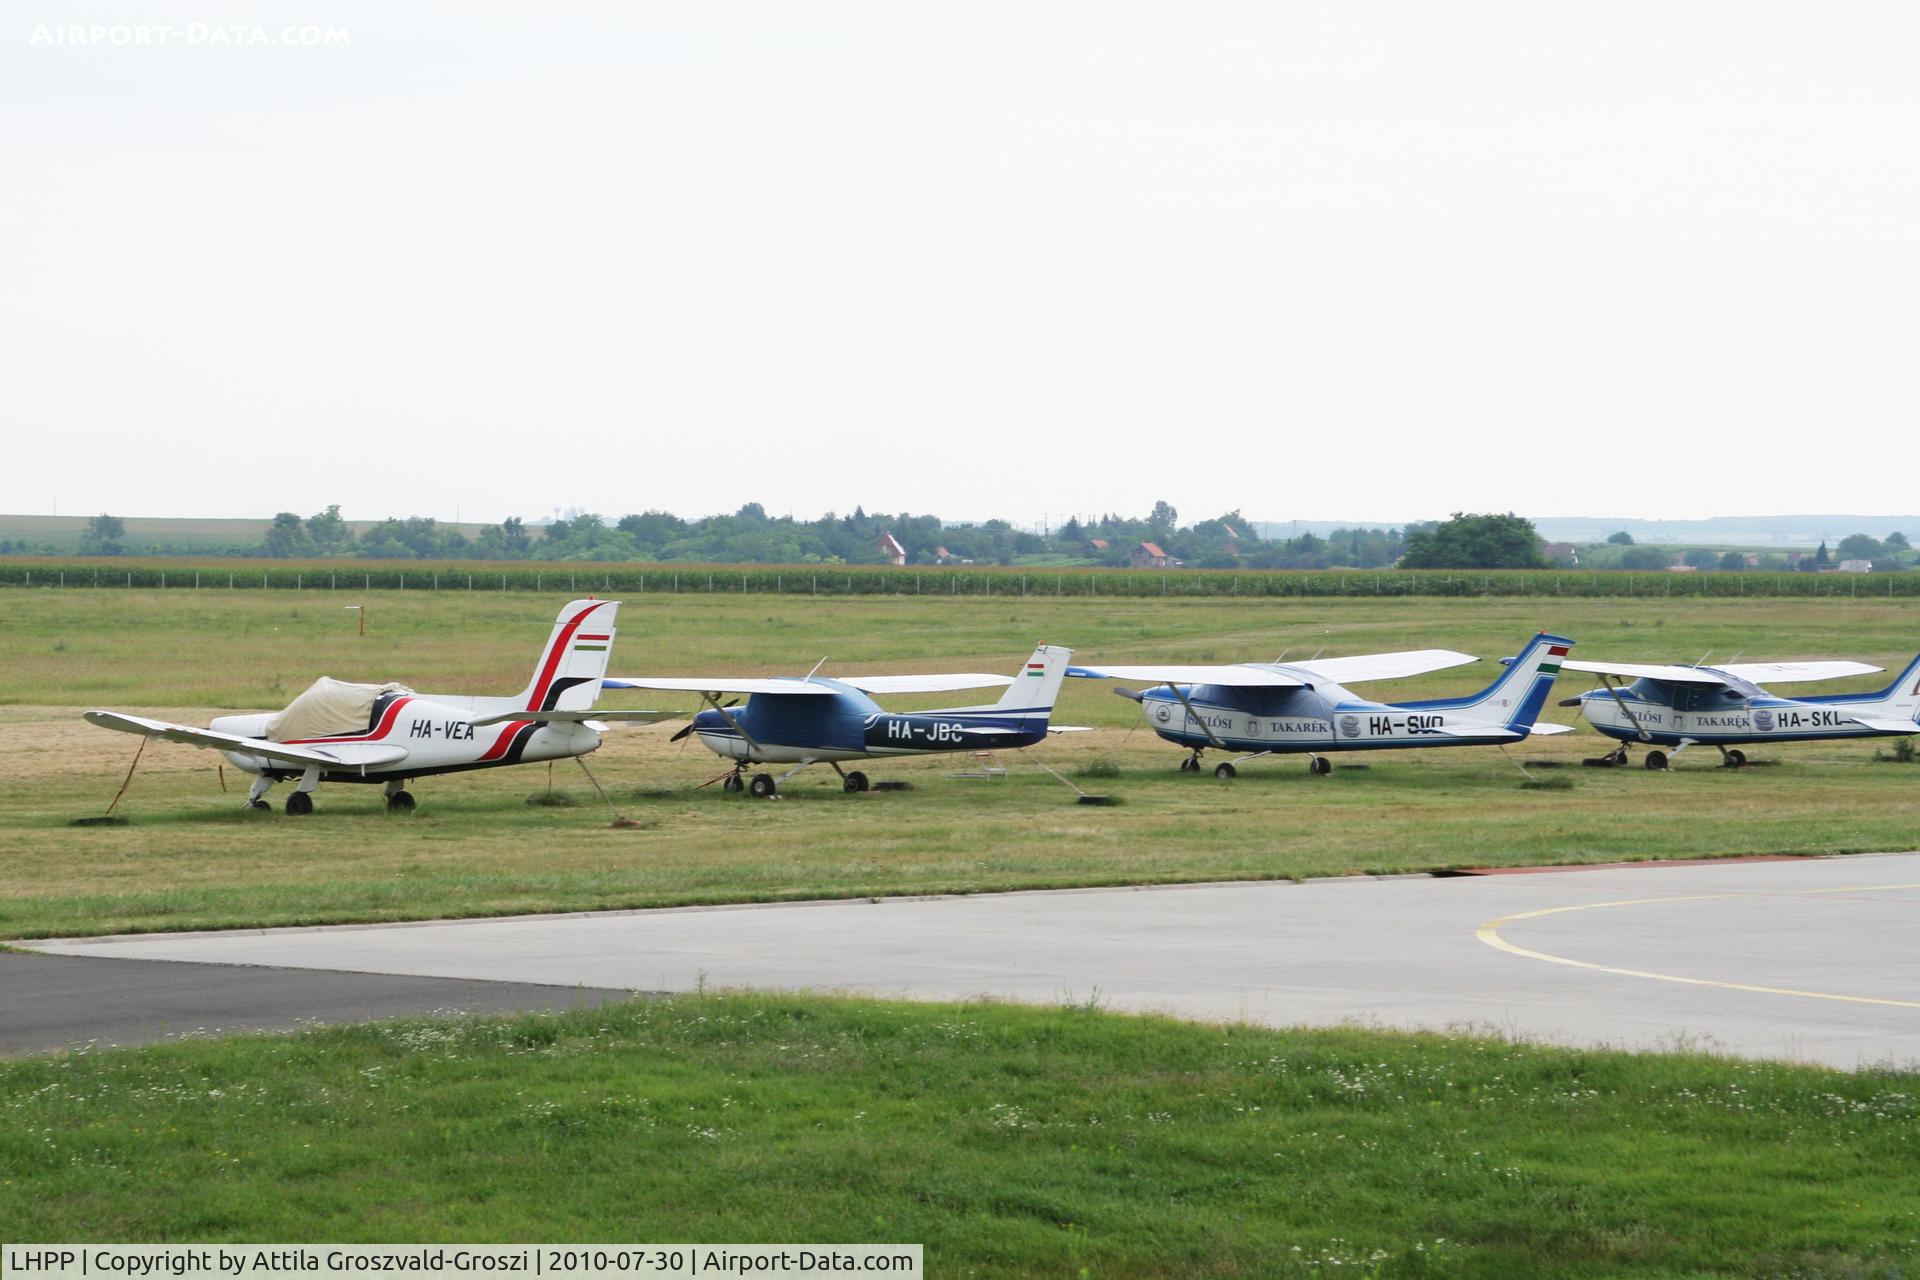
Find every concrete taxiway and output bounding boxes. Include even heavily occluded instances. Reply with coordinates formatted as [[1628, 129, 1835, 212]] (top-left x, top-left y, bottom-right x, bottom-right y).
[[24, 853, 1920, 1067], [0, 951, 635, 1056]]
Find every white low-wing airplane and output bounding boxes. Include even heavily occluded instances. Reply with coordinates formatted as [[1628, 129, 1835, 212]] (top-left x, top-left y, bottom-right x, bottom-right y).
[[604, 644, 1082, 796], [85, 599, 674, 814]]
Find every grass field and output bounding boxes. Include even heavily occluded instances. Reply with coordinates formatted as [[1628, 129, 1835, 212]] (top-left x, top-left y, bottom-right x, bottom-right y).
[[3, 590, 1919, 939], [5, 991, 1919, 1277]]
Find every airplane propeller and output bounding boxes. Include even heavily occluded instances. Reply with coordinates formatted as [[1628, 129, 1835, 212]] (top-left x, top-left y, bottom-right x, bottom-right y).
[[670, 699, 737, 742]]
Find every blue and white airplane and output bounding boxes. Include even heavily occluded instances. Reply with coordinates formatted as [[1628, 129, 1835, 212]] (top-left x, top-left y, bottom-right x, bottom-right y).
[[606, 645, 1079, 796], [1558, 654, 1920, 769], [1068, 633, 1575, 777]]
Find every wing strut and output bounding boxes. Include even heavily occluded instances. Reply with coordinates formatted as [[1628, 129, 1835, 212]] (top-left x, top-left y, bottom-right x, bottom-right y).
[[1165, 683, 1225, 749], [1600, 675, 1653, 742], [701, 692, 761, 752]]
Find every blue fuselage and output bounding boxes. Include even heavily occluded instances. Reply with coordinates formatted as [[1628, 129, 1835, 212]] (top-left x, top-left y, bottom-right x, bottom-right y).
[[691, 680, 1046, 764]]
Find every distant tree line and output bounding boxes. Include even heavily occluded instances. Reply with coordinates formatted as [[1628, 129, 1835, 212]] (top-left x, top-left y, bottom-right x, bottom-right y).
[[7, 508, 1912, 573]]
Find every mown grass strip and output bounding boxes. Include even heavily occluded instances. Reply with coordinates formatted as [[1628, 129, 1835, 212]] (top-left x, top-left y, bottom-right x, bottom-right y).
[[3, 993, 1917, 1277]]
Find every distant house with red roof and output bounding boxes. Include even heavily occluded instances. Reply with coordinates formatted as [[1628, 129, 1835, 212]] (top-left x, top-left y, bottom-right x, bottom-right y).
[[1131, 541, 1178, 569], [932, 545, 971, 565], [1088, 538, 1109, 551], [877, 532, 906, 566]]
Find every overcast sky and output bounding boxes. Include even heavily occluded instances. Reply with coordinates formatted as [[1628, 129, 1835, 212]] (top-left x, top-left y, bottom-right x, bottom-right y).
[[4, 2, 1916, 527]]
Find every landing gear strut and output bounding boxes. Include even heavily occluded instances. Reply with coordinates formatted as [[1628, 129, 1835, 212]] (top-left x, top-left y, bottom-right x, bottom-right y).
[[246, 776, 274, 811]]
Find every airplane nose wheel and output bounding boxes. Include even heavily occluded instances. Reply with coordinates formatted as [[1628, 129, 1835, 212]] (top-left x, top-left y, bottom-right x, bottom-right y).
[[748, 773, 778, 799], [285, 791, 314, 816], [1179, 753, 1202, 773], [247, 799, 271, 812], [843, 770, 870, 793], [1308, 756, 1333, 776], [1721, 748, 1747, 769], [722, 771, 745, 794]]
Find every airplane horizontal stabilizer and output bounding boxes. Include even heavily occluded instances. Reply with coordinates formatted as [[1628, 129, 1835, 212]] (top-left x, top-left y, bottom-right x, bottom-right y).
[[1046, 725, 1095, 733], [1527, 723, 1575, 736], [1425, 720, 1522, 739], [82, 711, 409, 770], [1849, 715, 1920, 733]]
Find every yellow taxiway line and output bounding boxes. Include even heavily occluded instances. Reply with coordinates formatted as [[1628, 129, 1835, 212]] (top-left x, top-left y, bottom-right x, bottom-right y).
[[1475, 883, 1920, 1010]]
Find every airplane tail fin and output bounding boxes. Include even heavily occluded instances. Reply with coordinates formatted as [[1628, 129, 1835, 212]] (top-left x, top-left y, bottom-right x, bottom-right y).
[[993, 644, 1072, 717], [519, 599, 622, 713], [1450, 633, 1574, 731], [1864, 653, 1920, 719]]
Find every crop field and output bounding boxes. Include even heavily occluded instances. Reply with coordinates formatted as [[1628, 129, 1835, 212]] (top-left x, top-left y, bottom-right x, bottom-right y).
[[3, 589, 1919, 939], [7, 554, 1920, 597]]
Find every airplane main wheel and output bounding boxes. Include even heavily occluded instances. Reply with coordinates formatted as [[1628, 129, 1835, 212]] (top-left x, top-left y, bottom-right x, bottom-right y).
[[843, 771, 870, 793], [1723, 749, 1746, 769], [1644, 750, 1669, 772], [748, 774, 777, 799], [1310, 757, 1333, 776], [386, 790, 416, 811], [1213, 762, 1237, 779], [285, 791, 314, 816]]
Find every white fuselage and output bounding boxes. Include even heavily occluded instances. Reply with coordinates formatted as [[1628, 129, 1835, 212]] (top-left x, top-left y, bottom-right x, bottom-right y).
[[209, 693, 599, 782]]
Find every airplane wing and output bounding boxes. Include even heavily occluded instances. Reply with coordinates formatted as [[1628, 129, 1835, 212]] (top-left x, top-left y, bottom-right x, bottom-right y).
[[1065, 664, 1308, 688], [1287, 649, 1479, 684], [470, 709, 683, 727], [835, 674, 1016, 694], [1715, 661, 1884, 684], [602, 677, 836, 696], [1562, 659, 1884, 687], [1559, 660, 1727, 684], [83, 711, 409, 770]]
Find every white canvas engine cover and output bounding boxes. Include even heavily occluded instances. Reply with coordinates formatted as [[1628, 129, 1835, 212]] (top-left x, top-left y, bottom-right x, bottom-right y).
[[266, 677, 410, 742]]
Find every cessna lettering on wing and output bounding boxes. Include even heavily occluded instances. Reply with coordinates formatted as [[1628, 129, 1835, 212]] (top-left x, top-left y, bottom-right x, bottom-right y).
[[408, 718, 478, 741]]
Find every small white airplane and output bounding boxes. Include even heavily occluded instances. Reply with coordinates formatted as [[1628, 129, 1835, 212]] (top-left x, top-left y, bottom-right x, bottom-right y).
[[85, 599, 674, 814], [605, 644, 1081, 796], [1068, 633, 1575, 776], [1559, 653, 1920, 769]]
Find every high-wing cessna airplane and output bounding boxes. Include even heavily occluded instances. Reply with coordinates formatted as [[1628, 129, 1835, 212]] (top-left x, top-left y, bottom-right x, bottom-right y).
[[604, 644, 1079, 796], [1067, 632, 1575, 776], [1558, 654, 1920, 769], [84, 599, 673, 814]]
